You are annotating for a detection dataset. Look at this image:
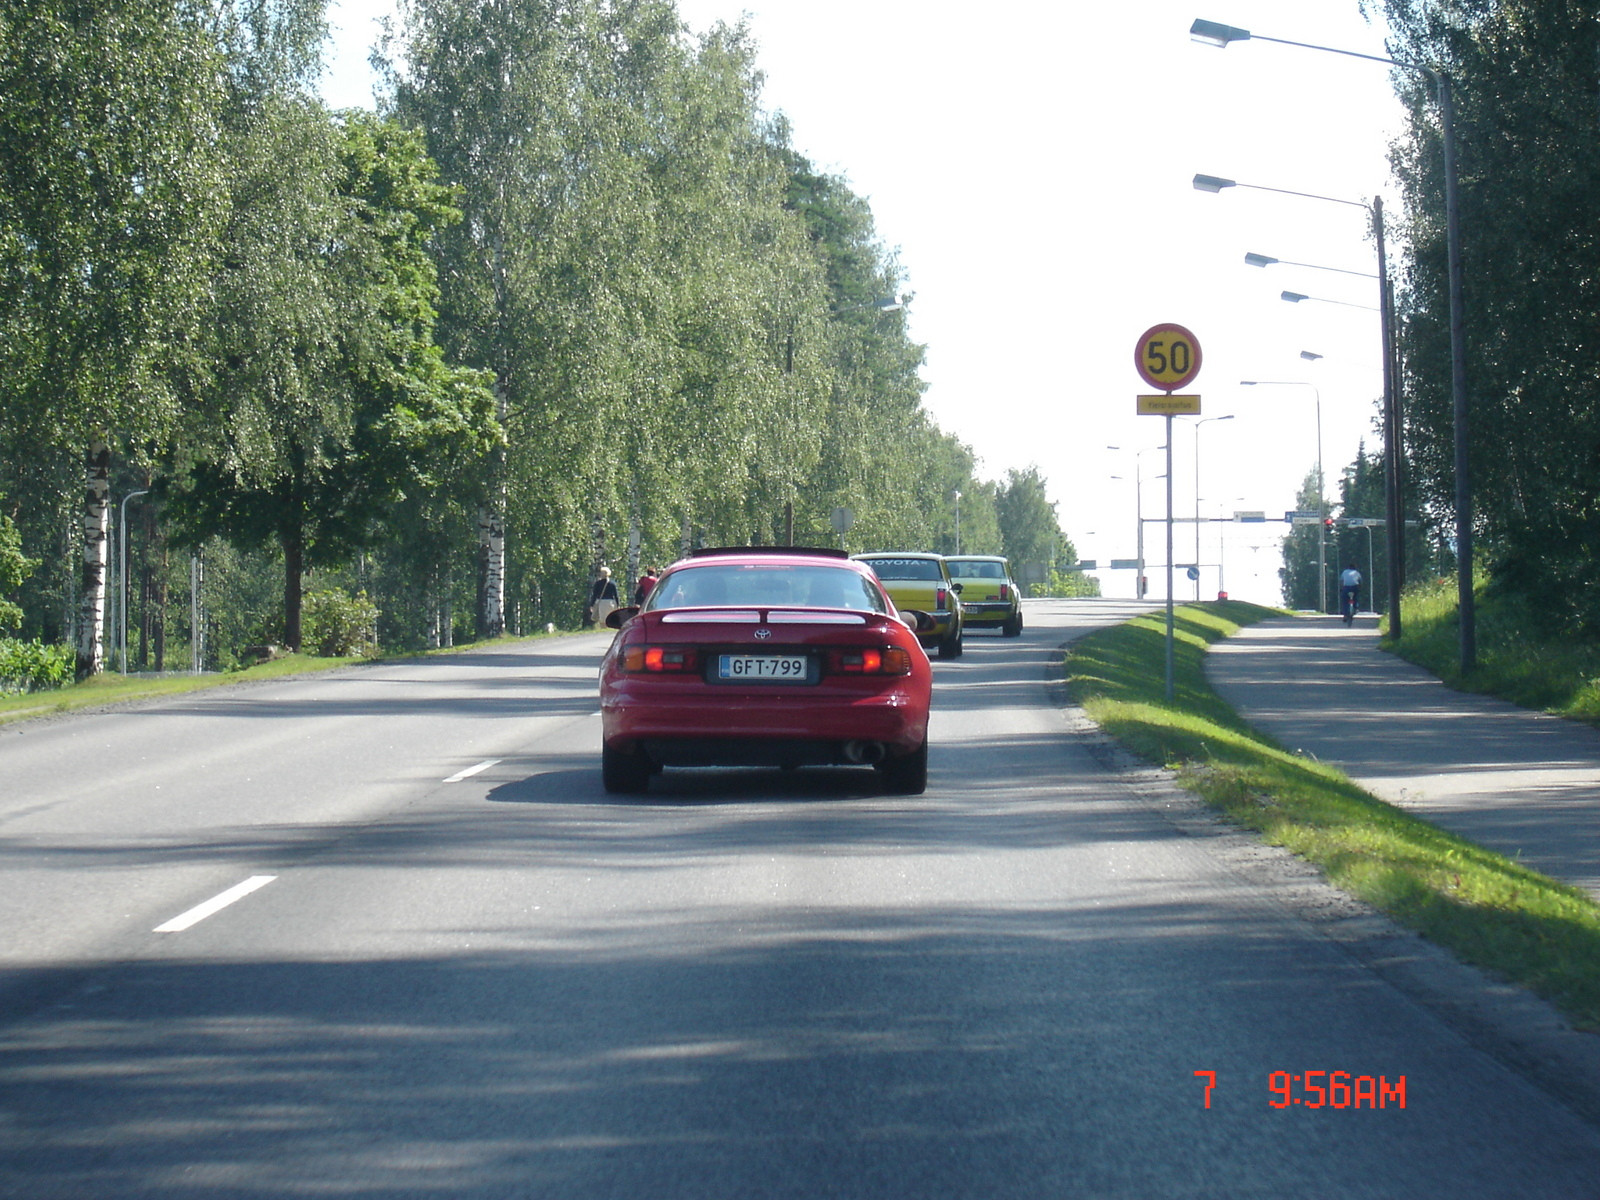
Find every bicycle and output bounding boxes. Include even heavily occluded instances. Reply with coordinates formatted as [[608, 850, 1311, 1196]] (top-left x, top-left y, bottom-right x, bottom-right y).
[[1340, 587, 1359, 625]]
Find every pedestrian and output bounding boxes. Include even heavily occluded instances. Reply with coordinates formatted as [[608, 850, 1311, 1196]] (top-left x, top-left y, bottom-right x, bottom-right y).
[[587, 566, 619, 628], [632, 567, 659, 607], [1339, 562, 1362, 624]]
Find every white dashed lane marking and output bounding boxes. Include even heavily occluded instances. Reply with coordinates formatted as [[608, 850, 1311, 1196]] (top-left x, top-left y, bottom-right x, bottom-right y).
[[153, 875, 277, 933], [443, 759, 501, 783]]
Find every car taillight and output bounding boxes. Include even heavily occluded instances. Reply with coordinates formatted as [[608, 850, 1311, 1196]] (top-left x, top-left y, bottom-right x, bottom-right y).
[[622, 645, 698, 673], [998, 583, 1010, 601], [832, 646, 914, 676], [935, 587, 948, 610]]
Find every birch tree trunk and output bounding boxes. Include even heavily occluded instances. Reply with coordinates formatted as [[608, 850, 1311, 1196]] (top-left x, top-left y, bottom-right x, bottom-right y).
[[425, 565, 442, 650], [475, 369, 508, 639], [477, 487, 506, 639], [75, 439, 111, 680], [150, 515, 168, 671]]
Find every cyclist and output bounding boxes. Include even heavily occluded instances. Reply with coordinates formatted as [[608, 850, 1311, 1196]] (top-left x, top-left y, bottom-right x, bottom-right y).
[[1339, 563, 1362, 625]]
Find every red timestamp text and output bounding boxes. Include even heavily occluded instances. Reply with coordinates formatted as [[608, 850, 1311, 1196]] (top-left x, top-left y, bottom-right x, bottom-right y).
[[1269, 1071, 1406, 1109]]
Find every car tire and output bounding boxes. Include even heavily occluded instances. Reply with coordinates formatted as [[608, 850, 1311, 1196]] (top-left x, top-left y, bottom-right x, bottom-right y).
[[876, 740, 928, 795], [1003, 612, 1023, 637], [602, 743, 651, 794], [939, 628, 963, 658]]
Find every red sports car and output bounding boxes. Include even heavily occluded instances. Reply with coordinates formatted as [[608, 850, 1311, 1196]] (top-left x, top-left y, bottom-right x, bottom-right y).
[[598, 548, 934, 795]]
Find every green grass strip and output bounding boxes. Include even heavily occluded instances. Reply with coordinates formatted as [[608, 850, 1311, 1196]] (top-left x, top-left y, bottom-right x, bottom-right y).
[[1389, 575, 1600, 724], [0, 652, 369, 726], [0, 629, 571, 728], [1066, 600, 1600, 1030]]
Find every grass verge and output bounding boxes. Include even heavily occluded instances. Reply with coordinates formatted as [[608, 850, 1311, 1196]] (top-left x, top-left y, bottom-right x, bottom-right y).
[[1066, 599, 1600, 1030], [1389, 575, 1600, 724], [0, 652, 373, 726], [0, 629, 575, 728]]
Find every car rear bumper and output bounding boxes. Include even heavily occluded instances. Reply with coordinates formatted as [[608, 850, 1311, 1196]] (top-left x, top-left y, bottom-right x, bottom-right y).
[[913, 609, 958, 643], [961, 602, 1018, 626], [638, 736, 913, 767], [602, 684, 928, 762]]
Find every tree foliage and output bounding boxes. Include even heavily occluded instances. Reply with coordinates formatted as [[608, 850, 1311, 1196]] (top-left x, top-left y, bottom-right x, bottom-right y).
[[996, 466, 1070, 580], [0, 0, 230, 674], [0, 0, 1085, 663], [161, 105, 498, 650], [0, 501, 36, 632], [1377, 0, 1600, 635]]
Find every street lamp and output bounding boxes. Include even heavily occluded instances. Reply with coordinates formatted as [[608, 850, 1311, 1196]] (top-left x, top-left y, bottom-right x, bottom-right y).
[[1241, 377, 1325, 613], [1192, 15, 1466, 662], [1199, 175, 1403, 635], [953, 489, 962, 555], [1197, 173, 1404, 634], [1280, 289, 1380, 313], [1192, 415, 1235, 600], [1245, 251, 1376, 281], [1107, 444, 1165, 600], [835, 294, 905, 314], [1210, 495, 1247, 598]]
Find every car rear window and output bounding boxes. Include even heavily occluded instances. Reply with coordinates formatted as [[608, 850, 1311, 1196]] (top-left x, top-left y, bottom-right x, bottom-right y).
[[949, 561, 1005, 580], [860, 558, 942, 581], [648, 564, 887, 612]]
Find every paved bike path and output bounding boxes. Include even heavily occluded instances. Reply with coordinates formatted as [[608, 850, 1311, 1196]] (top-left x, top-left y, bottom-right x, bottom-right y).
[[1205, 614, 1600, 901]]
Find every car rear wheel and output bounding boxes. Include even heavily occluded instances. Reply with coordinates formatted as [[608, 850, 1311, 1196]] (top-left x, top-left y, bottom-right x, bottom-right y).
[[938, 628, 963, 658], [1003, 611, 1023, 637], [876, 740, 928, 794], [602, 743, 652, 794]]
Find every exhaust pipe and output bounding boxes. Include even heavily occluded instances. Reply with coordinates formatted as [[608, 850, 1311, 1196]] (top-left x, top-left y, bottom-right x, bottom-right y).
[[843, 739, 886, 765]]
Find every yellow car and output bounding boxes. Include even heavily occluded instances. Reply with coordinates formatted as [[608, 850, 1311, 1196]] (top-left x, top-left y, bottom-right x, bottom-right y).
[[945, 555, 1024, 637], [853, 552, 964, 658]]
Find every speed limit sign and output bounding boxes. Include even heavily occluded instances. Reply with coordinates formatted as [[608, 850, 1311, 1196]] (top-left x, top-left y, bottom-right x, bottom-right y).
[[1135, 324, 1202, 391]]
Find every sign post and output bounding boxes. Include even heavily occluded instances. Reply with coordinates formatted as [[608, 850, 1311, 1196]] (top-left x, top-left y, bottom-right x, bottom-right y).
[[1135, 324, 1203, 702]]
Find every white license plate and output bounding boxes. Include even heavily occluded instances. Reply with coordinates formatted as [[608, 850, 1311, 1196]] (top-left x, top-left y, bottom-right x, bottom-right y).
[[718, 654, 809, 681]]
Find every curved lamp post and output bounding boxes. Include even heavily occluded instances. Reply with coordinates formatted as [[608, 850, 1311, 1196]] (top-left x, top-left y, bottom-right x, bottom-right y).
[[1246, 251, 1376, 281], [1192, 415, 1234, 600], [1280, 290, 1380, 313], [1107, 444, 1166, 600], [1196, 173, 1404, 634], [1192, 15, 1467, 662], [1241, 379, 1325, 612]]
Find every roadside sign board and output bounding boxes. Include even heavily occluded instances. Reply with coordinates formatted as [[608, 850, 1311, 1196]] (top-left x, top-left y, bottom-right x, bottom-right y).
[[1074, 560, 1098, 571], [1233, 511, 1266, 522], [1134, 323, 1203, 391], [1291, 516, 1323, 526], [1285, 510, 1320, 522], [1109, 558, 1141, 570], [1138, 393, 1201, 415]]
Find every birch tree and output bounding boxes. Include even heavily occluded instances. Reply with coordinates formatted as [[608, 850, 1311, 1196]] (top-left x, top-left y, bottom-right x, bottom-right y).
[[1379, 0, 1600, 633], [0, 0, 228, 676], [163, 110, 497, 650]]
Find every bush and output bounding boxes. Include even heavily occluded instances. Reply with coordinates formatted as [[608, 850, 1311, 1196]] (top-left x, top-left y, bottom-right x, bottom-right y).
[[0, 638, 74, 694], [301, 588, 381, 658]]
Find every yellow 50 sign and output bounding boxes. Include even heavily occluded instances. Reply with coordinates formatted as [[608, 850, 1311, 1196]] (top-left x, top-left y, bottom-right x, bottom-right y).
[[1135, 323, 1202, 391]]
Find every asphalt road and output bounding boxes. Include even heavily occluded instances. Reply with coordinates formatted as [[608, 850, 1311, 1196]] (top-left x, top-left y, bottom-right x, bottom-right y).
[[2, 599, 1599, 1198]]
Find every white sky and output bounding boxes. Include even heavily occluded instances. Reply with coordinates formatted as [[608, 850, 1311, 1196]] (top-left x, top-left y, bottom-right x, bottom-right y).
[[322, 0, 1407, 605]]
